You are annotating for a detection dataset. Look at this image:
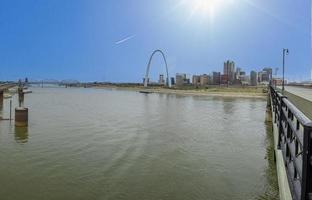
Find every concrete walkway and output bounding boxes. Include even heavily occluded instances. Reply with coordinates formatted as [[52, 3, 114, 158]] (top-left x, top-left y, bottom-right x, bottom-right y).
[[276, 86, 312, 119], [284, 86, 312, 102]]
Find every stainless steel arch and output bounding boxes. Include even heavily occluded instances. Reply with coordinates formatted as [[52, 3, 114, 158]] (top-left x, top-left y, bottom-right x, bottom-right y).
[[144, 50, 171, 88]]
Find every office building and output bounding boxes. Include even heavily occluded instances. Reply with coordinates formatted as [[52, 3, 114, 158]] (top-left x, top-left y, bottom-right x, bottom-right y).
[[250, 71, 258, 86], [192, 75, 200, 86], [240, 75, 250, 85], [224, 60, 236, 83], [221, 75, 229, 85], [273, 78, 283, 86], [170, 77, 175, 86], [258, 71, 270, 84], [235, 68, 241, 80], [176, 73, 189, 87], [176, 73, 186, 86], [200, 74, 209, 86], [263, 67, 273, 82], [212, 72, 221, 85], [159, 74, 165, 85]]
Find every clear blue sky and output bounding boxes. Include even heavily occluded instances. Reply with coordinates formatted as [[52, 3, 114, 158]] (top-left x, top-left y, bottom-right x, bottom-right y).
[[0, 0, 311, 82]]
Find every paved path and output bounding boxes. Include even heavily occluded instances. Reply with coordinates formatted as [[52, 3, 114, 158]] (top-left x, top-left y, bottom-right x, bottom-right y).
[[283, 86, 312, 102], [277, 86, 312, 119]]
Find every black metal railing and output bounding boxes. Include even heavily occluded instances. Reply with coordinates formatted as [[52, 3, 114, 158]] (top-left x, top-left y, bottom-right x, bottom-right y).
[[270, 86, 312, 200]]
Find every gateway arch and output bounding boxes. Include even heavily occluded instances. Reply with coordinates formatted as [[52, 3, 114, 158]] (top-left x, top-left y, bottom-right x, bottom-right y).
[[144, 50, 171, 88]]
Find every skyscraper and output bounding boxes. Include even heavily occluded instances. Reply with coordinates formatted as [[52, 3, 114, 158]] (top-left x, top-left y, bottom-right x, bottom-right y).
[[224, 60, 235, 83]]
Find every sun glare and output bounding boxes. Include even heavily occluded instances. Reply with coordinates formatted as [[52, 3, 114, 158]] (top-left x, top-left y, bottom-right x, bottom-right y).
[[182, 0, 231, 20], [194, 0, 221, 13]]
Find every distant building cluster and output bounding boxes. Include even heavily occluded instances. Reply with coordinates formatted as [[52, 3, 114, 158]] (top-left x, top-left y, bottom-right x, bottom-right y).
[[176, 73, 190, 86], [143, 60, 279, 87], [171, 60, 275, 87]]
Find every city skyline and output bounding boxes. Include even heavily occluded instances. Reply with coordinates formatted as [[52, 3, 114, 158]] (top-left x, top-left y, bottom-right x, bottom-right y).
[[0, 0, 311, 82], [12, 61, 274, 85], [149, 61, 274, 87]]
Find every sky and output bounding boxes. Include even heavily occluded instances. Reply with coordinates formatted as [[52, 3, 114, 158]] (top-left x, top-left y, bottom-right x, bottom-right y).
[[0, 0, 311, 82]]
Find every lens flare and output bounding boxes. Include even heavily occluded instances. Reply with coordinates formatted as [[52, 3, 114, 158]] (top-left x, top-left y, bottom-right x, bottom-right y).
[[181, 0, 232, 20], [193, 0, 222, 14]]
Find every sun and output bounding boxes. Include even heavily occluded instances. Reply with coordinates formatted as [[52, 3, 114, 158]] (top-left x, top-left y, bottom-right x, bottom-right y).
[[181, 0, 231, 20], [192, 0, 222, 13]]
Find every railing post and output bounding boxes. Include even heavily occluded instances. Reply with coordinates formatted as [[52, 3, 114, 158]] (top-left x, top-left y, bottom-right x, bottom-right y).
[[270, 86, 277, 123], [301, 123, 312, 200], [267, 89, 271, 110], [273, 89, 278, 123], [277, 94, 287, 150]]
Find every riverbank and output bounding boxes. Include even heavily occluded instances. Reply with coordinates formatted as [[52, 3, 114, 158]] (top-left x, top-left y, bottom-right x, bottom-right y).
[[92, 85, 267, 99]]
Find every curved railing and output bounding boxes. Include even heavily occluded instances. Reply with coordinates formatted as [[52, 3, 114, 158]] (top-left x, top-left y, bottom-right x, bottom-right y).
[[270, 86, 312, 200]]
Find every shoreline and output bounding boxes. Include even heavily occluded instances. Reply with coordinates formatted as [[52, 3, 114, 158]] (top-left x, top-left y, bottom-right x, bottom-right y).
[[92, 85, 267, 99]]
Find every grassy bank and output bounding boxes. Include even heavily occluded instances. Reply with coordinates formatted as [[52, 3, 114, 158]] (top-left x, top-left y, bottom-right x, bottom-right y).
[[180, 86, 266, 93], [93, 84, 267, 98]]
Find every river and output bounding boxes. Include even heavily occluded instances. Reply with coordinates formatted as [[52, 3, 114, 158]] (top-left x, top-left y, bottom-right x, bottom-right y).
[[0, 87, 278, 200]]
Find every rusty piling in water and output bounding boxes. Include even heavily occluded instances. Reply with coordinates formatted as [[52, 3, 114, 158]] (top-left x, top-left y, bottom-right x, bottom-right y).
[[15, 107, 28, 127], [15, 83, 28, 127]]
